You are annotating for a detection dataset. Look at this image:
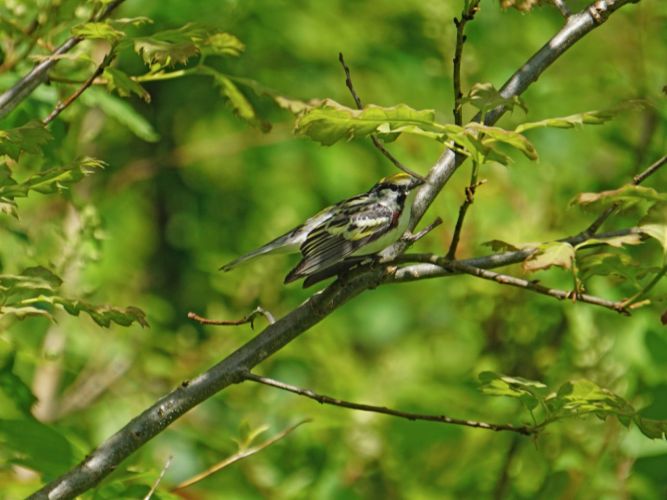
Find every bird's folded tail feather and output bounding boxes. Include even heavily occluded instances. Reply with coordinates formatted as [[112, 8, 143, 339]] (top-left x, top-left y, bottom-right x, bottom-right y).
[[219, 231, 298, 271]]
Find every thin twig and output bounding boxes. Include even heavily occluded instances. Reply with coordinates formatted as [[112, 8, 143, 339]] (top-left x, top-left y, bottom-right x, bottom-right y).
[[188, 306, 276, 329], [42, 53, 115, 125], [143, 455, 173, 500], [620, 265, 667, 308], [581, 154, 667, 236], [402, 217, 444, 245], [552, 0, 572, 17], [453, 0, 481, 125], [171, 419, 310, 492], [446, 165, 486, 260], [443, 260, 629, 314], [633, 154, 667, 185], [338, 52, 425, 181], [244, 372, 536, 436]]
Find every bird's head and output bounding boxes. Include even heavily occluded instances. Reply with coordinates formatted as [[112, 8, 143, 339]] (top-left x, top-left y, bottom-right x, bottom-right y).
[[371, 173, 424, 199]]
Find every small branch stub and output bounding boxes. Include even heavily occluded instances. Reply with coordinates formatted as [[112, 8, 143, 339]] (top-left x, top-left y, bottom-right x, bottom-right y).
[[188, 306, 276, 329]]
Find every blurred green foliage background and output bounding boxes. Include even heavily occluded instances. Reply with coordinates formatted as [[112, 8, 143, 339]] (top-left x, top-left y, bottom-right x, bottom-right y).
[[1, 0, 667, 498]]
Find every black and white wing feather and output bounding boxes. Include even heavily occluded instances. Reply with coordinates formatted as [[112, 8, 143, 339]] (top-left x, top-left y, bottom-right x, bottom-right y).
[[284, 201, 395, 283]]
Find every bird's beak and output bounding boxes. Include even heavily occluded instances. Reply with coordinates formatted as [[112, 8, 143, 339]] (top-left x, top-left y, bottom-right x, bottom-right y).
[[409, 176, 426, 189]]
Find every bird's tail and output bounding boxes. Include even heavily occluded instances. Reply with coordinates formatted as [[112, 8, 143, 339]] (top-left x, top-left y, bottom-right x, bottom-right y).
[[219, 231, 299, 272]]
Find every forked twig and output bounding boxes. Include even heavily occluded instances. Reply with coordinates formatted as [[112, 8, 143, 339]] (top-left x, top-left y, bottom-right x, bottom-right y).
[[171, 419, 310, 492], [338, 52, 425, 181], [42, 52, 115, 125], [581, 154, 667, 236], [188, 306, 276, 329]]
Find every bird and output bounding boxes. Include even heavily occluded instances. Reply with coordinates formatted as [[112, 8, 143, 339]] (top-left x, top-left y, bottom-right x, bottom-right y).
[[220, 172, 425, 285]]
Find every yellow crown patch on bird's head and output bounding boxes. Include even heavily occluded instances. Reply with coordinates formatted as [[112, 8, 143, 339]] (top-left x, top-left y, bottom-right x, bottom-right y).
[[375, 172, 424, 190]]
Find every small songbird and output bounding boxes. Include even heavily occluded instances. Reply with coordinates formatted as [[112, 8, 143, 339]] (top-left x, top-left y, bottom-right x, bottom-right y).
[[220, 173, 424, 284]]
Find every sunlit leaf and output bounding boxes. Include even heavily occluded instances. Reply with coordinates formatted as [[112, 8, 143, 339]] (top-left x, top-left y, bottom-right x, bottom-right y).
[[479, 371, 550, 411], [516, 109, 616, 133], [523, 242, 574, 272], [575, 233, 643, 250], [572, 185, 667, 211], [72, 21, 125, 42], [294, 99, 457, 146], [461, 82, 527, 114], [467, 123, 538, 160], [133, 23, 209, 67], [204, 32, 245, 57], [499, 0, 545, 12]]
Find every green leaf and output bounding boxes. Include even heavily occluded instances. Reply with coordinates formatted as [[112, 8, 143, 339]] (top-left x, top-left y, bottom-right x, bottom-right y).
[[554, 380, 636, 419], [134, 23, 208, 67], [634, 417, 667, 440], [0, 122, 53, 160], [0, 352, 37, 418], [111, 17, 154, 27], [0, 158, 105, 201], [523, 242, 575, 272], [572, 185, 667, 212], [54, 298, 149, 328], [103, 67, 151, 102], [210, 71, 270, 132], [479, 371, 550, 411], [460, 82, 527, 115], [72, 21, 125, 42], [0, 419, 75, 478], [0, 267, 148, 328], [499, 0, 545, 13], [575, 233, 643, 250], [82, 88, 160, 142], [482, 239, 522, 252], [203, 32, 245, 57], [641, 224, 667, 256], [294, 99, 457, 146], [516, 109, 616, 133], [577, 252, 639, 283], [466, 123, 538, 161]]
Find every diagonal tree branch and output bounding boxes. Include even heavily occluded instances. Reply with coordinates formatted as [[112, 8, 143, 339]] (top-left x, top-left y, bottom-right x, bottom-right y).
[[244, 372, 536, 435], [0, 0, 126, 119], [29, 1, 640, 497]]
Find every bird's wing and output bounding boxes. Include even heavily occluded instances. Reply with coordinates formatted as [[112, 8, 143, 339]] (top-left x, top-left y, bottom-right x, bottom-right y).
[[284, 203, 395, 283]]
